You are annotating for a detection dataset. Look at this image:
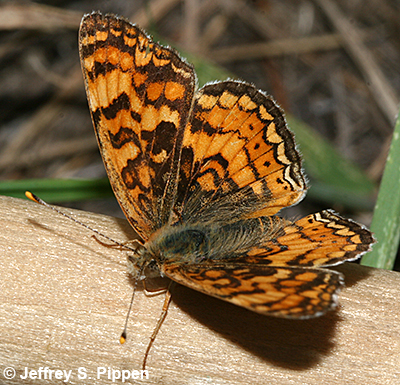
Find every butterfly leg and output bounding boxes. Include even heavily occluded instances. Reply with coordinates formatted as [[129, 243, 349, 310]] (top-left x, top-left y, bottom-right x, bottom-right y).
[[142, 282, 174, 370]]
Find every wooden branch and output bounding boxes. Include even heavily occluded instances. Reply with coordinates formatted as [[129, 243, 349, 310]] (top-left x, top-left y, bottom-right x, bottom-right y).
[[1, 195, 399, 384]]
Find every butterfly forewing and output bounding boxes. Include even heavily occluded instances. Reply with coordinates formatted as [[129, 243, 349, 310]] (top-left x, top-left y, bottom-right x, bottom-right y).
[[175, 81, 307, 224], [79, 13, 195, 239]]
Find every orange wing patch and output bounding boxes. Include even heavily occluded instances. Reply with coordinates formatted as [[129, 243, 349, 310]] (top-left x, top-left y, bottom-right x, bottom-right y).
[[238, 210, 375, 267], [163, 263, 342, 318], [175, 81, 306, 223], [79, 13, 195, 240]]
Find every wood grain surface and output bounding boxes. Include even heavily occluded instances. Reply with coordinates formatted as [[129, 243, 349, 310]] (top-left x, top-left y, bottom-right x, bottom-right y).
[[0, 195, 399, 384]]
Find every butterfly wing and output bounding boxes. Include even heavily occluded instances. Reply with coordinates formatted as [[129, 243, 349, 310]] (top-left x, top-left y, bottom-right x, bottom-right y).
[[160, 209, 373, 318], [174, 81, 307, 224], [163, 262, 343, 318], [234, 210, 375, 267], [79, 13, 196, 240]]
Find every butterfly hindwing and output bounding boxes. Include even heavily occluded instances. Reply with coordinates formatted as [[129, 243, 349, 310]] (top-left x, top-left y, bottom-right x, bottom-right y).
[[163, 262, 343, 318], [235, 210, 375, 268]]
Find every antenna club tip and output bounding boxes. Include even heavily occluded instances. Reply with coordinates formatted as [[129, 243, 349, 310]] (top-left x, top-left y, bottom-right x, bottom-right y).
[[25, 191, 38, 202], [120, 332, 127, 344]]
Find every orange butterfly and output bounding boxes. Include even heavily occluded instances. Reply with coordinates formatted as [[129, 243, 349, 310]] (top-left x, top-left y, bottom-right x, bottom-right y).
[[77, 12, 374, 367]]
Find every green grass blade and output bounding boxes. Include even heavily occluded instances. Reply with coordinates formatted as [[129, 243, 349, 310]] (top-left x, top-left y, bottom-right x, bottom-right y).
[[361, 111, 400, 269], [0, 178, 113, 203]]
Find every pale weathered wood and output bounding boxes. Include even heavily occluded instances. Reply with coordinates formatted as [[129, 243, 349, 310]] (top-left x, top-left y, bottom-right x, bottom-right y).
[[0, 195, 399, 384]]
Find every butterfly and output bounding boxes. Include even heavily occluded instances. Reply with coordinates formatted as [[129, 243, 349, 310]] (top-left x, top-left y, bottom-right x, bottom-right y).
[[78, 11, 374, 366]]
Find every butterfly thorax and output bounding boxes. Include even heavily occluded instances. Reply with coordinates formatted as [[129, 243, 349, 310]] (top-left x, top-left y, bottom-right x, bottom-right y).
[[146, 225, 210, 265], [144, 216, 290, 269], [125, 226, 210, 281]]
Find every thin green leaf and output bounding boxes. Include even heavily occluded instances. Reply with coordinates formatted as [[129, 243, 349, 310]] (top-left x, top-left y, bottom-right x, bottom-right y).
[[361, 110, 400, 269], [0, 178, 113, 203]]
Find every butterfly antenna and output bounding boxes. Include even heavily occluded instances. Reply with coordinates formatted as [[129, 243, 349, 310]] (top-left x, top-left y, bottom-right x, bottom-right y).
[[119, 263, 146, 345], [26, 191, 149, 357], [25, 191, 139, 253]]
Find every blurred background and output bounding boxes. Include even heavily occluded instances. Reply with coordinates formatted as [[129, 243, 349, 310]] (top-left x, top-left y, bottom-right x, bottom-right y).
[[0, 1, 398, 264]]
